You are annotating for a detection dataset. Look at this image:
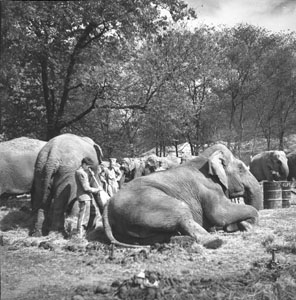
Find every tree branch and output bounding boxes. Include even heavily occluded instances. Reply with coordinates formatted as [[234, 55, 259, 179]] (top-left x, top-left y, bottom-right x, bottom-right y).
[[57, 21, 98, 122], [60, 92, 100, 129], [67, 82, 83, 92], [98, 103, 148, 110]]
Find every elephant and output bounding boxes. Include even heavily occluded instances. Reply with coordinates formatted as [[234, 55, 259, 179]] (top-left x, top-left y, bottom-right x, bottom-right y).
[[103, 144, 263, 248], [118, 156, 157, 187], [156, 155, 181, 170], [0, 137, 46, 198], [249, 150, 289, 182], [118, 155, 179, 187], [287, 151, 296, 181], [31, 133, 103, 236]]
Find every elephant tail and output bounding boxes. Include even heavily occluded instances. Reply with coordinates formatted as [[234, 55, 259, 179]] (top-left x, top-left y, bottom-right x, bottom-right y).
[[40, 158, 59, 205], [102, 199, 150, 249], [31, 149, 58, 234], [32, 146, 57, 209]]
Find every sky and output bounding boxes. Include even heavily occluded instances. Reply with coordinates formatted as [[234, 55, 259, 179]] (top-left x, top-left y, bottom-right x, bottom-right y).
[[184, 0, 296, 32]]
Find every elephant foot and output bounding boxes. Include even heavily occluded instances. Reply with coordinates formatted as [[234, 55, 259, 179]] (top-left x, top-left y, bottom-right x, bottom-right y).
[[61, 229, 70, 239], [208, 226, 223, 232], [224, 221, 253, 233], [238, 221, 253, 232], [224, 223, 239, 232], [202, 238, 223, 249], [30, 229, 43, 237]]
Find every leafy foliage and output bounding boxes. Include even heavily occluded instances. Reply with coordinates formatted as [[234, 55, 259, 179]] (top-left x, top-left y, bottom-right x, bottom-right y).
[[1, 1, 296, 158]]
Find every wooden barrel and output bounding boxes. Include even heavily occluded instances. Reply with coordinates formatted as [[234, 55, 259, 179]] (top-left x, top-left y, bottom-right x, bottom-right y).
[[263, 181, 282, 209], [281, 181, 291, 208]]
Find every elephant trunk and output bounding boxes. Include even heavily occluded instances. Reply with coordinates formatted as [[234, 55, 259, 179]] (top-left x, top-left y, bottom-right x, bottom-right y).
[[279, 163, 289, 181], [244, 176, 263, 211]]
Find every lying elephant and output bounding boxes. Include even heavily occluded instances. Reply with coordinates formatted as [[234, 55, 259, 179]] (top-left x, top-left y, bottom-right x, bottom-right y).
[[0, 137, 46, 197], [103, 144, 263, 248], [249, 150, 289, 182], [31, 133, 103, 236]]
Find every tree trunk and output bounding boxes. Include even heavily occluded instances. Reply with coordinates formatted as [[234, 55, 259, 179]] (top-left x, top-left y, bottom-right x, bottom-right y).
[[278, 131, 284, 150], [46, 122, 62, 140], [173, 139, 179, 157], [155, 143, 159, 156]]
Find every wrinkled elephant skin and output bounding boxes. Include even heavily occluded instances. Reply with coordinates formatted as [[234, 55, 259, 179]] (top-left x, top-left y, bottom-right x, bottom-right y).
[[31, 133, 103, 236], [249, 150, 289, 182], [103, 144, 263, 248], [0, 137, 46, 197]]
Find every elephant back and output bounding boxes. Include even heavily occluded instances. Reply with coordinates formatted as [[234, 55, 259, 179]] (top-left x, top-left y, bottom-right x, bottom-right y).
[[32, 133, 103, 208]]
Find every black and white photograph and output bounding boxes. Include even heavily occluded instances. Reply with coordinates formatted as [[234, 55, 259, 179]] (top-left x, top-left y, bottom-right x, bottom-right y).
[[1, 1, 296, 299]]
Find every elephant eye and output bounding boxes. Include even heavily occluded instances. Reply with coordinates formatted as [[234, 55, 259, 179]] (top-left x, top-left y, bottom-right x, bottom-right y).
[[238, 163, 245, 172]]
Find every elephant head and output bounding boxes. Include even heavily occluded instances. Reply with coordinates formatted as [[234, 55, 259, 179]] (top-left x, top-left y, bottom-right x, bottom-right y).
[[144, 155, 180, 173], [103, 144, 262, 248], [200, 144, 263, 210], [144, 155, 159, 174], [250, 150, 289, 182], [267, 151, 289, 180]]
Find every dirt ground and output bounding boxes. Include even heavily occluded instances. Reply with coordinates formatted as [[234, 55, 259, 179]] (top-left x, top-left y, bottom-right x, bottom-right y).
[[1, 196, 296, 300]]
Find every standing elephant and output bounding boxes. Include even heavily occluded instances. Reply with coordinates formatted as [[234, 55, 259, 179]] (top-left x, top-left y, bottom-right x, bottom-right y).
[[103, 144, 263, 248], [118, 157, 156, 187], [287, 151, 296, 181], [158, 155, 181, 170], [31, 133, 103, 236], [249, 150, 289, 182], [119, 155, 180, 187], [0, 137, 46, 197]]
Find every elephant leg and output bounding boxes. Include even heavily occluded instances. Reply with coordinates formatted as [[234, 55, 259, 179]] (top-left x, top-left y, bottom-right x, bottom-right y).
[[51, 198, 67, 233], [31, 197, 52, 237], [224, 220, 254, 233], [178, 218, 223, 249], [32, 208, 45, 237], [120, 193, 223, 249], [204, 195, 259, 232], [51, 184, 73, 233]]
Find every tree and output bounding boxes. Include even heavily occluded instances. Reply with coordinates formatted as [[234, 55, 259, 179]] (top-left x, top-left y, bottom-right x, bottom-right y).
[[254, 32, 296, 149], [212, 25, 279, 156], [2, 0, 195, 140]]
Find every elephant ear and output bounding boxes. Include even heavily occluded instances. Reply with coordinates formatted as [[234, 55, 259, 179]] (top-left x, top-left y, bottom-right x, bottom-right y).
[[208, 150, 228, 190], [94, 144, 103, 164]]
